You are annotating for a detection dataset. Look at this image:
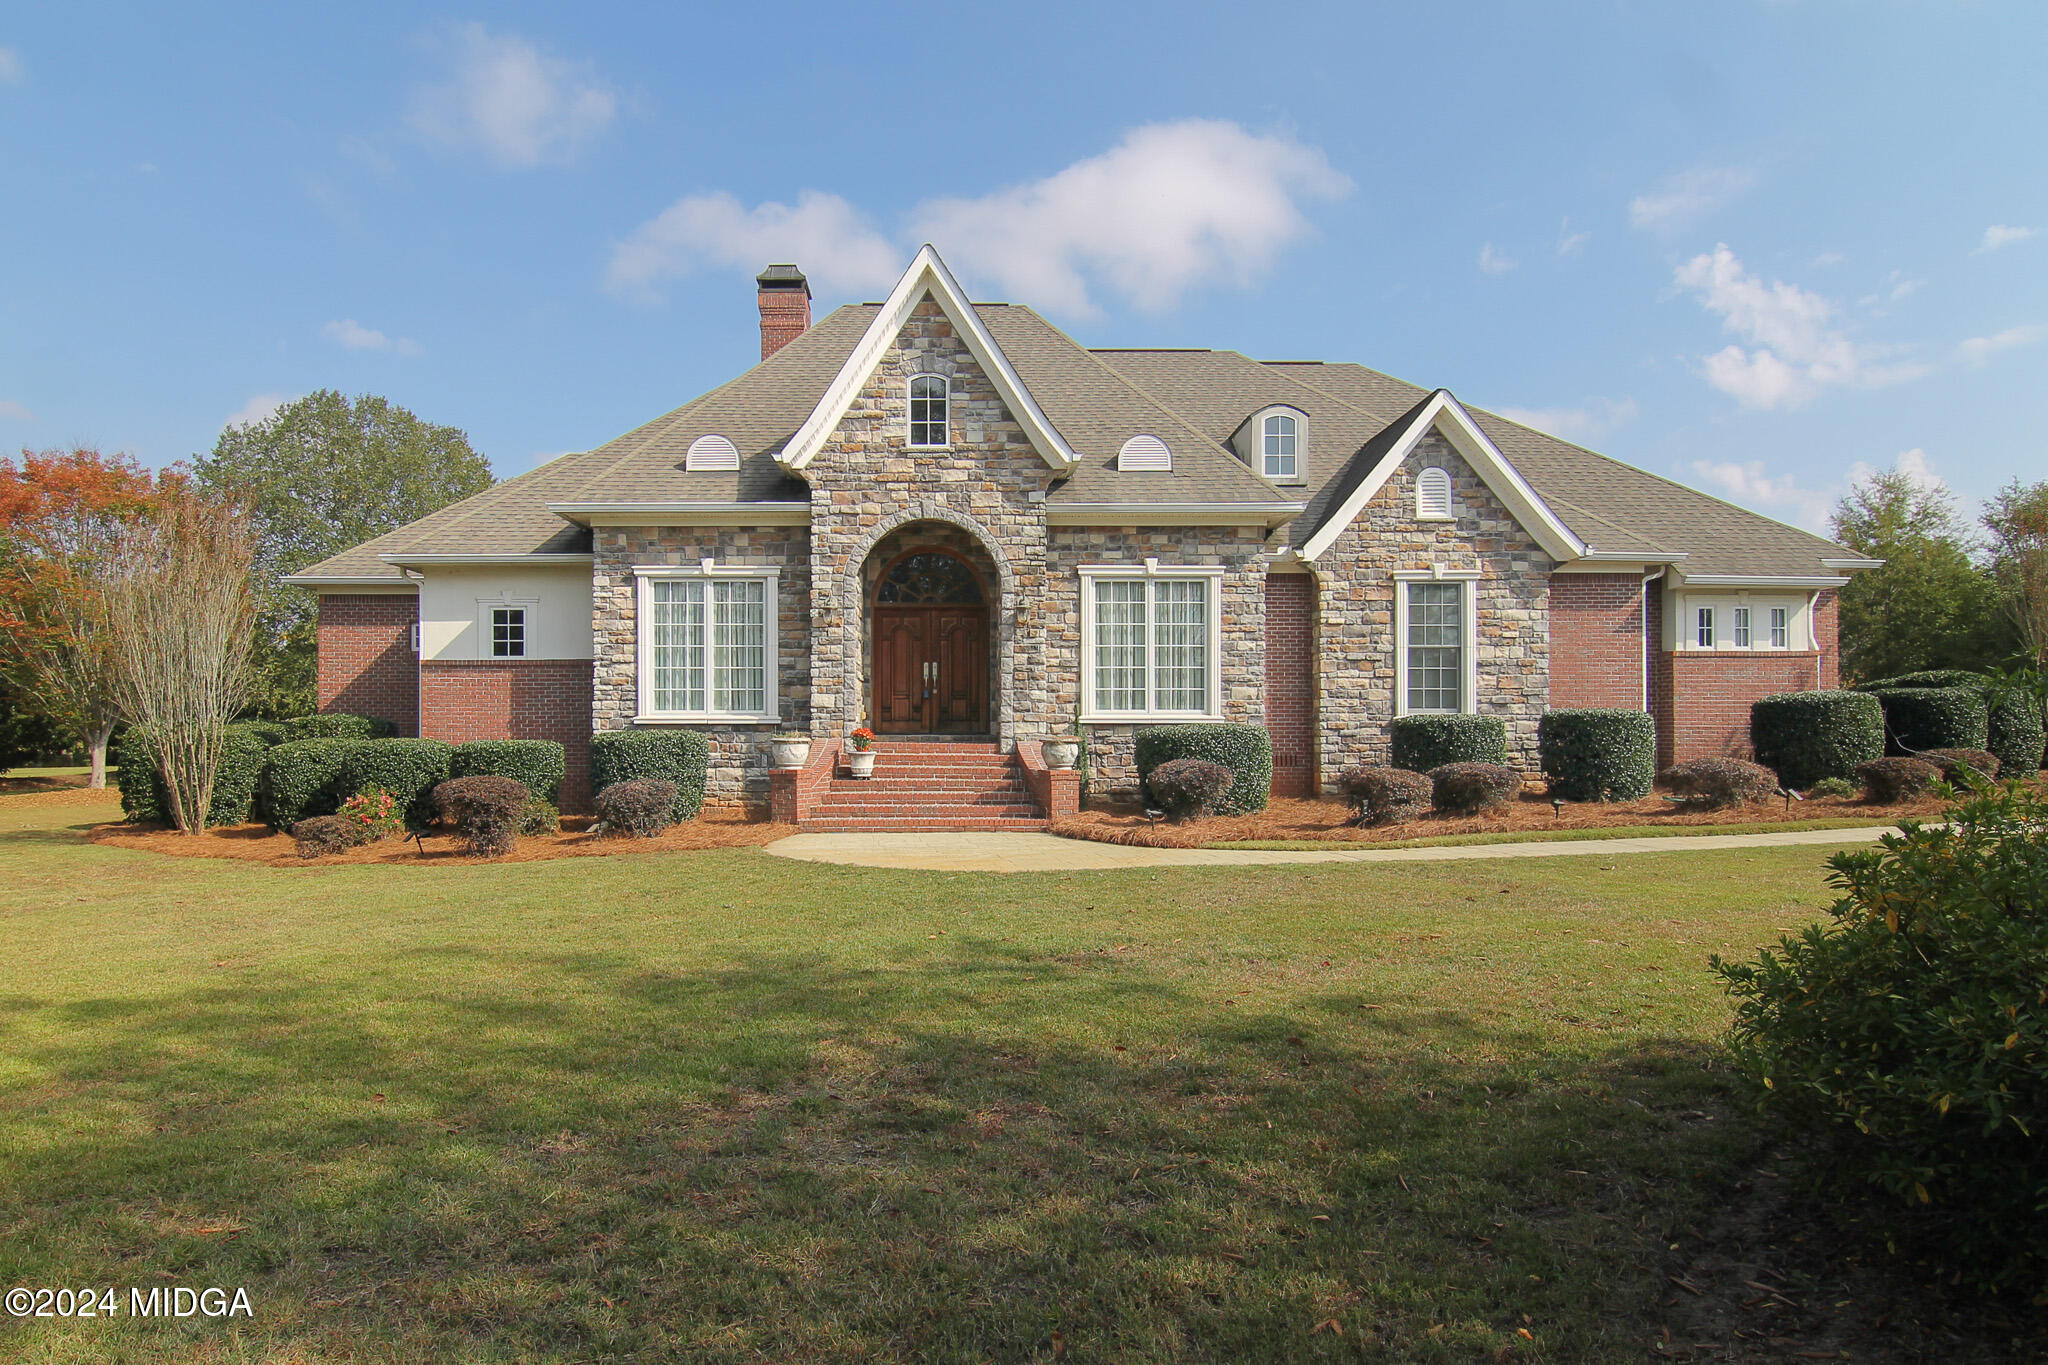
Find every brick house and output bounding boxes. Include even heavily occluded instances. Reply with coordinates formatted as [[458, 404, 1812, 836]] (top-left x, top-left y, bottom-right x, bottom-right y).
[[289, 247, 1873, 824]]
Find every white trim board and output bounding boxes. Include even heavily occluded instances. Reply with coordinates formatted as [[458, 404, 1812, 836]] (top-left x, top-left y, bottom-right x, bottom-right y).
[[1046, 501, 1303, 528], [630, 563, 783, 725], [1299, 390, 1585, 563], [776, 245, 1079, 474], [1076, 563, 1227, 725], [379, 553, 596, 567]]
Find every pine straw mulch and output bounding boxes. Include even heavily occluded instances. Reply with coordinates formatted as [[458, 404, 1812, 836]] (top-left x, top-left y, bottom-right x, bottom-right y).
[[1050, 790, 1949, 850], [87, 808, 794, 867]]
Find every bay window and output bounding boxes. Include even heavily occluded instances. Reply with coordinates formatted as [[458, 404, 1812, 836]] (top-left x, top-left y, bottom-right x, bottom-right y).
[[1080, 565, 1223, 720], [634, 566, 779, 722]]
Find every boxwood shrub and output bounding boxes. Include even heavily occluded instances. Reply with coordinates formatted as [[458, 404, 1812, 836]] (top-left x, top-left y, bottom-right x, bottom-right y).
[[1856, 672, 2044, 777], [1537, 708, 1655, 802], [257, 737, 367, 829], [589, 729, 709, 821], [449, 739, 566, 805], [1856, 756, 1943, 803], [1133, 723, 1272, 815], [341, 738, 453, 827], [1342, 766, 1432, 826], [114, 722, 273, 827], [1426, 761, 1522, 815], [1869, 686, 1988, 756], [283, 712, 399, 741], [594, 779, 678, 838], [1750, 690, 1884, 789], [1388, 714, 1507, 773]]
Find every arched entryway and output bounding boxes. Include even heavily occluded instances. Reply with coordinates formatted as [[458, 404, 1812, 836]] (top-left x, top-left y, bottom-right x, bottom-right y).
[[860, 524, 1000, 735]]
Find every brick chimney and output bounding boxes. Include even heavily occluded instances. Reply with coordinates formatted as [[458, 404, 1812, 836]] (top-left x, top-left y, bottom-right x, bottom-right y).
[[756, 264, 811, 360]]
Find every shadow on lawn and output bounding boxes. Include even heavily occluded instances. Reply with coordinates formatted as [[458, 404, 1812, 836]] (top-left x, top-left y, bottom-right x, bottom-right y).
[[4, 937, 1757, 1363]]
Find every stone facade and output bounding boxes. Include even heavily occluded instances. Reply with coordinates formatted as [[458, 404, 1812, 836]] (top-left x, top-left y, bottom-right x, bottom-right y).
[[1311, 432, 1552, 791]]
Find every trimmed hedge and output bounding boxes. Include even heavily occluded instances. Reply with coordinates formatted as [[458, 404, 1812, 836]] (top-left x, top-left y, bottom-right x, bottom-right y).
[[1751, 690, 1884, 789], [1427, 761, 1522, 815], [113, 722, 273, 827], [1537, 708, 1655, 802], [1147, 757, 1235, 821], [1870, 687, 1988, 757], [1856, 756, 1942, 803], [342, 739, 453, 827], [589, 729, 709, 821], [284, 712, 399, 741], [256, 737, 366, 829], [449, 739, 566, 805], [1389, 714, 1507, 773], [1856, 672, 2044, 777], [594, 779, 679, 838], [1660, 757, 1777, 810], [1343, 766, 1432, 826], [1853, 669, 1985, 691], [1133, 724, 1272, 815], [112, 725, 164, 823]]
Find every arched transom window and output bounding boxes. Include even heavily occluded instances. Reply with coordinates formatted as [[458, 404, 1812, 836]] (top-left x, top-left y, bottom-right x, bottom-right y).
[[908, 375, 949, 448], [876, 551, 984, 604], [1262, 413, 1298, 479]]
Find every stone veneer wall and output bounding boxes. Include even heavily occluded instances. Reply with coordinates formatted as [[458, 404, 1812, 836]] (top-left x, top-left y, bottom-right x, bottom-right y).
[[1312, 432, 1551, 792]]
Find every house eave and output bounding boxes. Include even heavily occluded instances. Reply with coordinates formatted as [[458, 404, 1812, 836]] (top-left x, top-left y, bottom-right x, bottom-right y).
[[377, 553, 598, 567], [1046, 501, 1305, 529], [280, 573, 418, 589], [547, 501, 812, 527], [1675, 573, 1851, 588], [1820, 557, 1885, 571]]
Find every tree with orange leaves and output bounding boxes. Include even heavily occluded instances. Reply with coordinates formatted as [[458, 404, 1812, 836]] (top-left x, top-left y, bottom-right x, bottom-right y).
[[0, 447, 165, 786]]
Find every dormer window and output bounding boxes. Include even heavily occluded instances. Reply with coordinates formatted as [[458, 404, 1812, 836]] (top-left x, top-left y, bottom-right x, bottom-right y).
[[1262, 414, 1298, 479], [1416, 467, 1453, 520], [908, 375, 949, 448]]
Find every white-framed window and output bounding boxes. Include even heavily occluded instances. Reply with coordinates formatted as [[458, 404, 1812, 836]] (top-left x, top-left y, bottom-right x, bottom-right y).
[[1696, 606, 1715, 648], [1682, 596, 1804, 651], [1262, 414, 1297, 479], [1416, 467, 1454, 520], [1770, 606, 1789, 648], [490, 606, 527, 658], [908, 374, 949, 448], [1732, 606, 1752, 647], [633, 565, 780, 722], [1079, 563, 1224, 721], [1395, 572, 1478, 715], [476, 598, 537, 659]]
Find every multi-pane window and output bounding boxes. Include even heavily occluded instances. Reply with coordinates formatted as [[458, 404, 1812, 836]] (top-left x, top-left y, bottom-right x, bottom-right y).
[[1770, 607, 1789, 648], [1404, 582, 1464, 713], [490, 607, 526, 658], [648, 578, 768, 715], [1696, 606, 1715, 648], [1088, 576, 1212, 716], [1262, 414, 1297, 479], [1733, 607, 1752, 647], [908, 375, 948, 447]]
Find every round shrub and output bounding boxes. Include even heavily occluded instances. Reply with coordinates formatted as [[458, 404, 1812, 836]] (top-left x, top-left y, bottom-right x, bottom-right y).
[[1427, 761, 1522, 815], [342, 739, 453, 827], [1712, 782, 2048, 1290], [113, 722, 273, 827], [1343, 766, 1432, 826], [1918, 748, 1999, 783], [1870, 686, 1989, 757], [290, 814, 358, 859], [519, 797, 560, 837], [1537, 708, 1654, 802], [283, 712, 399, 741], [1146, 757, 1234, 822], [1389, 714, 1507, 773], [448, 739, 566, 805], [1133, 724, 1273, 815], [432, 775, 528, 857], [1658, 757, 1778, 810], [594, 778, 679, 838], [1750, 690, 1884, 789], [589, 730, 709, 822], [256, 737, 366, 829], [1807, 776, 1857, 800], [1855, 756, 1942, 804]]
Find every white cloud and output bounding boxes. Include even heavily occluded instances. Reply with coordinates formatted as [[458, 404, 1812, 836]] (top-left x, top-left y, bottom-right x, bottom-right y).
[[1687, 459, 1837, 532], [1812, 250, 1848, 267], [1858, 270, 1922, 309], [1495, 397, 1638, 444], [1477, 242, 1516, 275], [1672, 244, 1926, 408], [1977, 224, 2037, 253], [410, 24, 616, 169], [1555, 218, 1590, 256], [1956, 323, 2046, 365], [0, 398, 32, 422], [225, 393, 292, 430], [1846, 448, 1948, 498], [1628, 166, 1755, 232], [0, 47, 20, 84], [609, 120, 1352, 318], [606, 190, 899, 300], [322, 319, 423, 356]]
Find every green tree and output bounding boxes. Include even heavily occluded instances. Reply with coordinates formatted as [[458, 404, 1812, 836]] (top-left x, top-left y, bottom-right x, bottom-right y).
[[1829, 469, 1998, 682], [1982, 478, 2048, 672], [194, 391, 494, 717]]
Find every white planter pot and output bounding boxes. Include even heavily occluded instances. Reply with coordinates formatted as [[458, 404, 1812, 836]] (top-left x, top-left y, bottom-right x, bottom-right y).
[[769, 736, 812, 770], [847, 750, 877, 779], [1041, 737, 1081, 771]]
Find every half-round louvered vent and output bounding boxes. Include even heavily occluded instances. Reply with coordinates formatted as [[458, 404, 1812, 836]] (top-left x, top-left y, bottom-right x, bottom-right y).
[[1117, 434, 1172, 472], [1416, 466, 1453, 518], [685, 434, 740, 471]]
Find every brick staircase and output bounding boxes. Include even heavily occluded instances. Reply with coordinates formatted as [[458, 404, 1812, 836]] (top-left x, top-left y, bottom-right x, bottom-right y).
[[800, 738, 1048, 832]]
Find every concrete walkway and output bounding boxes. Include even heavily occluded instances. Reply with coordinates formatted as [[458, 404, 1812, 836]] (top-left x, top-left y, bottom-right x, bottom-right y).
[[761, 824, 1900, 872]]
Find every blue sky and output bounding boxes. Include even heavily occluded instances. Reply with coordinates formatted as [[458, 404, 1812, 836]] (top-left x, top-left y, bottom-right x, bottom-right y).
[[3, 2, 2042, 535]]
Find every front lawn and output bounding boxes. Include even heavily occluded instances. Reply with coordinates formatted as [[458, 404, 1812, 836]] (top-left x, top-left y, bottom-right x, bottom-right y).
[[0, 790, 1954, 1360]]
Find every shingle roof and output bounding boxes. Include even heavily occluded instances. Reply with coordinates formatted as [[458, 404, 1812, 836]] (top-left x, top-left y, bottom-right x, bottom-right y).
[[293, 296, 1855, 582]]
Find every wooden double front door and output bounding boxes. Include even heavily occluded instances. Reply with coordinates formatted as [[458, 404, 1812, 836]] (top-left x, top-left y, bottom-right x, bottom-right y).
[[872, 605, 988, 733]]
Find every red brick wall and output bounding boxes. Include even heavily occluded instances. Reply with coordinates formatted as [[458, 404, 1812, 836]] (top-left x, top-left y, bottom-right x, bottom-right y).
[[1659, 652, 1824, 766], [1812, 590, 1840, 688], [419, 660, 596, 811], [1264, 575, 1316, 797], [759, 288, 811, 359], [1548, 573, 1646, 708], [316, 593, 419, 736]]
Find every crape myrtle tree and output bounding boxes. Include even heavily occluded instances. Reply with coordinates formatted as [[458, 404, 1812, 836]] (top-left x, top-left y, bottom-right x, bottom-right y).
[[1829, 467, 2000, 682], [0, 447, 166, 786], [195, 391, 494, 717], [1983, 479, 2048, 673]]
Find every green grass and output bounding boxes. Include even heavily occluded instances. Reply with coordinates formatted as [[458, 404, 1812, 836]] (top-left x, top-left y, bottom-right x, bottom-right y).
[[1211, 816, 1901, 852], [0, 791, 1845, 1362]]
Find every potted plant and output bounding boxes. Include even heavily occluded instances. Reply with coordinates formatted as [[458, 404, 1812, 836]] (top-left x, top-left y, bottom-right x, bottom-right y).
[[769, 732, 812, 769], [847, 726, 877, 778], [1040, 734, 1082, 771]]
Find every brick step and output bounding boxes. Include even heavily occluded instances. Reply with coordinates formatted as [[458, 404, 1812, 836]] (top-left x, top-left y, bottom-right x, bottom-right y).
[[813, 801, 1041, 815], [798, 818, 1050, 832], [841, 758, 1014, 770], [823, 777, 1030, 792]]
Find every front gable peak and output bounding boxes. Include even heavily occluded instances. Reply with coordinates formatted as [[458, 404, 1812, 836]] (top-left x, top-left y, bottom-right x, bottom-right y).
[[776, 246, 1079, 474]]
